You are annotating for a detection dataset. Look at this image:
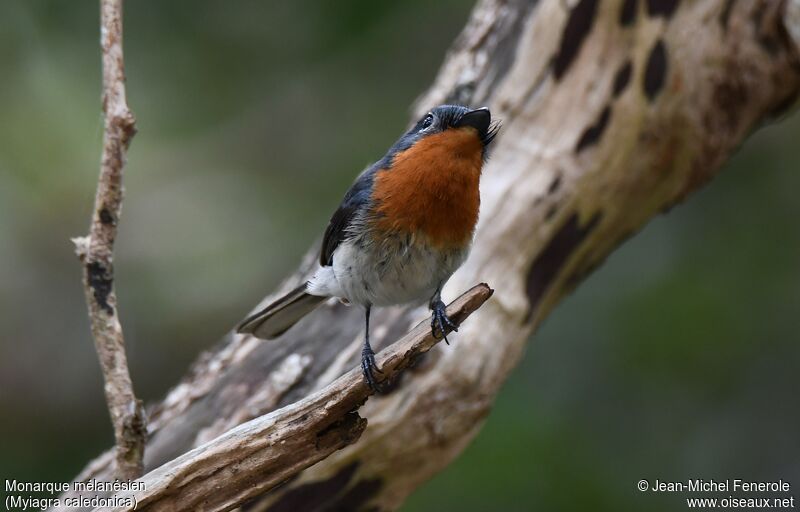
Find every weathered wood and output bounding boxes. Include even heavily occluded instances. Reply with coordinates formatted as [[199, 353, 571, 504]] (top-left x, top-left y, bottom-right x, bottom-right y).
[[80, 285, 490, 512], [60, 0, 799, 510]]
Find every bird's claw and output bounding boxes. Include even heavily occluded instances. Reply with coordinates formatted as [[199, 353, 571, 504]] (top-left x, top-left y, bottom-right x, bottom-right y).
[[431, 299, 458, 345], [361, 345, 384, 392]]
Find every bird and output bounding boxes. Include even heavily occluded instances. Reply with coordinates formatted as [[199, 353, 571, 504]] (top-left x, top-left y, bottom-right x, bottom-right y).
[[237, 105, 499, 390]]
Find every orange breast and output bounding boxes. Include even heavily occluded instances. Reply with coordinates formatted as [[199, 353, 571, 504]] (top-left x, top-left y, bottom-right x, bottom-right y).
[[371, 128, 483, 249]]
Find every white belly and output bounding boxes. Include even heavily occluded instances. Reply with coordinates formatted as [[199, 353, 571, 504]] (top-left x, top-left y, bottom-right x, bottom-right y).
[[308, 231, 469, 307]]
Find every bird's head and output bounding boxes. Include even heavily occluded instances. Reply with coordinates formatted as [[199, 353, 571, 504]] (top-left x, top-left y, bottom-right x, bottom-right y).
[[409, 105, 498, 151], [379, 105, 500, 168]]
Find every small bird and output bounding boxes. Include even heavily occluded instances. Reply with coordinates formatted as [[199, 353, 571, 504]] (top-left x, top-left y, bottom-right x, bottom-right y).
[[237, 105, 498, 390]]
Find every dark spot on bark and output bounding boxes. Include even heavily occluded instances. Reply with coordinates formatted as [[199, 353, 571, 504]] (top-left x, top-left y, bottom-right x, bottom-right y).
[[613, 60, 633, 97], [548, 174, 562, 194], [99, 207, 114, 225], [575, 105, 612, 153], [719, 0, 736, 30], [86, 261, 113, 314], [552, 0, 598, 80], [643, 39, 668, 101], [645, 0, 679, 18], [327, 477, 384, 511], [620, 0, 638, 26], [545, 205, 558, 221], [525, 212, 602, 321], [264, 461, 359, 512]]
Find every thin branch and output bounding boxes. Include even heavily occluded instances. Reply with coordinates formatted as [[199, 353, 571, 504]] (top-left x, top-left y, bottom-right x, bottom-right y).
[[73, 0, 145, 480], [93, 284, 493, 512]]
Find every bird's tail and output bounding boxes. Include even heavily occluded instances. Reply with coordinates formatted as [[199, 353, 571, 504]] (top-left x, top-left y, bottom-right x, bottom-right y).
[[236, 283, 327, 339]]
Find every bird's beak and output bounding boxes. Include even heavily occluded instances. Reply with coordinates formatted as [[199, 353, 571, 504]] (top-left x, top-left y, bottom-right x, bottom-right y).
[[455, 107, 491, 134]]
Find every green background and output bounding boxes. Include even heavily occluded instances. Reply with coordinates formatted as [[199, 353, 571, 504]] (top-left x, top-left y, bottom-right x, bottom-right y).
[[0, 2, 797, 511]]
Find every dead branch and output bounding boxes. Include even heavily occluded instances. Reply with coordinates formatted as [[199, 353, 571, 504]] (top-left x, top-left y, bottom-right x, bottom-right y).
[[72, 0, 145, 481], [88, 284, 493, 512]]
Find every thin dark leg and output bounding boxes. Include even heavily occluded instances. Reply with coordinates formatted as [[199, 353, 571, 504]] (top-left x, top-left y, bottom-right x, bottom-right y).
[[430, 286, 458, 345], [360, 305, 382, 391]]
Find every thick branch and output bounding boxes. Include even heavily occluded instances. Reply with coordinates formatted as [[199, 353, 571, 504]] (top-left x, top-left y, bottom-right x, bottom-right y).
[[89, 285, 492, 512], [73, 0, 145, 481]]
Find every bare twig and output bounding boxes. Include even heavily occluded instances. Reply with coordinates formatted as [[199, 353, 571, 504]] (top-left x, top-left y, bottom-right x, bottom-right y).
[[91, 284, 493, 512], [73, 0, 145, 480]]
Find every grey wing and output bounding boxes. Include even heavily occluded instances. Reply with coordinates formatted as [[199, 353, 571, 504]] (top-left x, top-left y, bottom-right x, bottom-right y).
[[320, 166, 377, 266]]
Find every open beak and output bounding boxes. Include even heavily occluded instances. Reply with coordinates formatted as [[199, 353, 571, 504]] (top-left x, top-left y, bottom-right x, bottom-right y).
[[455, 107, 491, 134]]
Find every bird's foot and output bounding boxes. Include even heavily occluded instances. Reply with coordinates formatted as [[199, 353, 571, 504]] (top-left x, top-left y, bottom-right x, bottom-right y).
[[361, 344, 384, 392], [431, 299, 458, 345]]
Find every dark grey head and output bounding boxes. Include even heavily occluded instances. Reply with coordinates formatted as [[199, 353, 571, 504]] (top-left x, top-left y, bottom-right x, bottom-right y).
[[379, 105, 500, 167], [411, 105, 498, 147]]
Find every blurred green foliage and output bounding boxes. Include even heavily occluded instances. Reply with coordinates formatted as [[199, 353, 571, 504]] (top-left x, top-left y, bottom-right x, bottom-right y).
[[0, 2, 797, 511]]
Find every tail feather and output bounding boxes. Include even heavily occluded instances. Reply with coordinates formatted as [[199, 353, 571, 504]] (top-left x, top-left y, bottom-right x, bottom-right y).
[[236, 283, 327, 339]]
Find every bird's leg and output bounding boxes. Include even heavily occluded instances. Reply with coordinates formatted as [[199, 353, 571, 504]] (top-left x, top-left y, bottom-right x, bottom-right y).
[[430, 286, 458, 345], [360, 305, 383, 391]]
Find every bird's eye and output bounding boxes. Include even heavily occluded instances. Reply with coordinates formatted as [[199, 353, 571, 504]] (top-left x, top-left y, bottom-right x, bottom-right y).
[[420, 114, 434, 130]]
